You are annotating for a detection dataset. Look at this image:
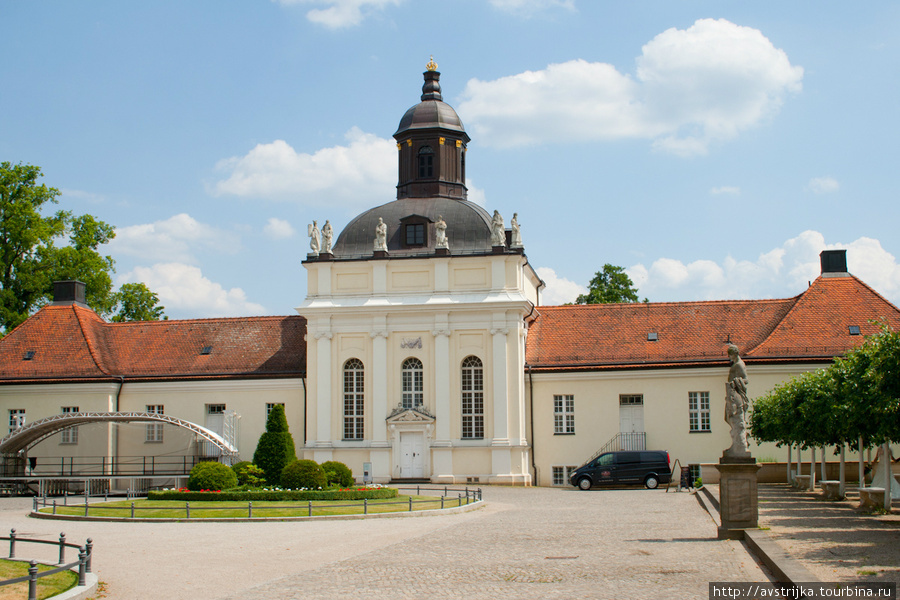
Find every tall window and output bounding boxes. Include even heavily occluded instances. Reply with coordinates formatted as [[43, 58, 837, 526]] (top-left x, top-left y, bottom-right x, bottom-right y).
[[417, 146, 434, 178], [8, 409, 25, 433], [401, 358, 424, 409], [146, 405, 164, 442], [461, 356, 484, 439], [553, 395, 575, 434], [61, 406, 79, 444], [689, 391, 711, 432], [343, 359, 365, 440]]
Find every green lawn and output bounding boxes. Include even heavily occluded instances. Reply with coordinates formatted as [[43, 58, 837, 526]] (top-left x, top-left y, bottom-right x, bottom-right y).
[[0, 559, 78, 600], [38, 495, 469, 518]]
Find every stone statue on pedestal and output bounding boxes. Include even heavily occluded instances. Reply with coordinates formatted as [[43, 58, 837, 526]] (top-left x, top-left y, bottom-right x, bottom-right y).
[[308, 220, 320, 256], [374, 217, 388, 252], [724, 344, 751, 459]]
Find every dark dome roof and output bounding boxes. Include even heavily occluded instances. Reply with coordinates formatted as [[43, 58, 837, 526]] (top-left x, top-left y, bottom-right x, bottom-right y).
[[332, 197, 493, 258], [394, 69, 469, 140]]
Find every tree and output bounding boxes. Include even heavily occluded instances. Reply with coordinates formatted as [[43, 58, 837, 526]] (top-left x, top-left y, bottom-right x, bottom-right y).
[[111, 282, 166, 322], [0, 162, 120, 333], [253, 404, 296, 486], [575, 264, 645, 304]]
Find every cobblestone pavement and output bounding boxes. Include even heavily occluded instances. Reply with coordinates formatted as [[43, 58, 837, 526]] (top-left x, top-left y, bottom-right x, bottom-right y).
[[756, 483, 900, 585], [224, 486, 765, 600], [0, 486, 767, 599]]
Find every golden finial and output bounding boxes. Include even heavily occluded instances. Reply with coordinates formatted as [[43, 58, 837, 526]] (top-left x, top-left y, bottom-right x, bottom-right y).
[[426, 55, 438, 72]]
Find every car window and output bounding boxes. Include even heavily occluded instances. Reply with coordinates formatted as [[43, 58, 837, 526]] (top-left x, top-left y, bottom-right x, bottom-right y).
[[595, 453, 615, 467], [618, 452, 640, 464]]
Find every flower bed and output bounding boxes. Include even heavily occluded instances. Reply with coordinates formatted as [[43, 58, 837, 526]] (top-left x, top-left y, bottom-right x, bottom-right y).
[[148, 486, 398, 502]]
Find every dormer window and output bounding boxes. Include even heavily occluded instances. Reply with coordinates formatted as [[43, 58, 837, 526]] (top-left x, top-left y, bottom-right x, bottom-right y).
[[848, 325, 861, 336], [417, 146, 434, 178], [399, 214, 432, 249]]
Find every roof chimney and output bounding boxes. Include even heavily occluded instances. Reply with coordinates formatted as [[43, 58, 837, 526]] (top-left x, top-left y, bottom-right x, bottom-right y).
[[52, 280, 87, 306], [819, 250, 848, 276]]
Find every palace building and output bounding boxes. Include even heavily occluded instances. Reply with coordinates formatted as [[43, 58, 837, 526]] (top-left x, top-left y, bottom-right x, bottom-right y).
[[2, 63, 899, 487]]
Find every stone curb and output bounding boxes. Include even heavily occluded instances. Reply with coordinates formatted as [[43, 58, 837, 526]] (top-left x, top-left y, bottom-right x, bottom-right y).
[[30, 498, 484, 523], [693, 485, 819, 585]]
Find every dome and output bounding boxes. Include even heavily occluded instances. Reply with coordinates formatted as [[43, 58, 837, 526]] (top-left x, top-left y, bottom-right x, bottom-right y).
[[394, 67, 469, 140], [332, 197, 493, 259]]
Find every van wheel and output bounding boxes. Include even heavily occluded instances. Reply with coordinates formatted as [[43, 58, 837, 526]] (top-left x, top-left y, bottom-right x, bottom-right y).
[[578, 477, 592, 490], [644, 475, 659, 489]]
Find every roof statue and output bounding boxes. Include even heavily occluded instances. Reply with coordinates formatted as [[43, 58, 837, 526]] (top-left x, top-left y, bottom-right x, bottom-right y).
[[510, 212, 522, 248], [435, 215, 449, 250], [490, 210, 505, 247], [308, 220, 320, 256], [322, 220, 333, 254], [374, 217, 388, 252]]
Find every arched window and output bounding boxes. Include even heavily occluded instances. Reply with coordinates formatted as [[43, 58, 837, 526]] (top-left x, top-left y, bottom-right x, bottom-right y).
[[343, 358, 364, 440], [401, 357, 424, 409], [417, 146, 434, 178], [461, 356, 484, 439]]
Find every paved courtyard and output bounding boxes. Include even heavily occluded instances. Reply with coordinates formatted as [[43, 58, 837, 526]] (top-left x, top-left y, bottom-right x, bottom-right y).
[[1, 485, 766, 599]]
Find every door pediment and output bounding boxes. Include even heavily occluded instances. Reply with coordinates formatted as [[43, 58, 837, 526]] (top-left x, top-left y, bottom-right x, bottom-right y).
[[386, 406, 435, 425]]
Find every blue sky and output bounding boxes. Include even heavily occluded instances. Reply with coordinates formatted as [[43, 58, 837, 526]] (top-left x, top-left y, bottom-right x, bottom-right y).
[[2, 1, 899, 318]]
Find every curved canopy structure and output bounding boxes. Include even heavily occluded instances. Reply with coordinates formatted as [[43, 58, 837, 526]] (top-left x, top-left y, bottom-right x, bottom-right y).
[[0, 412, 238, 457]]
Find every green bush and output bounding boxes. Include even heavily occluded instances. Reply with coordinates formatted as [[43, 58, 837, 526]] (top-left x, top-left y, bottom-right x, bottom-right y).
[[187, 461, 238, 491], [232, 461, 266, 486], [321, 461, 354, 487], [253, 404, 296, 486], [281, 459, 327, 490]]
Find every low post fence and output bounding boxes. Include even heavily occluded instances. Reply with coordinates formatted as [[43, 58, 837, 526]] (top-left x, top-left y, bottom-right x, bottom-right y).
[[31, 486, 483, 519], [1, 529, 93, 600]]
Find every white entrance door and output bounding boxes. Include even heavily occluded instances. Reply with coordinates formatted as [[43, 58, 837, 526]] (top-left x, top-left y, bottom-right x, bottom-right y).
[[399, 432, 425, 478], [619, 395, 644, 450], [205, 405, 225, 457]]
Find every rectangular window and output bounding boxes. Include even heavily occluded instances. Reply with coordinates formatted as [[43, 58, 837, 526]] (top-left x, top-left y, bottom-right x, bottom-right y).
[[688, 392, 711, 432], [266, 403, 285, 419], [61, 406, 79, 444], [551, 465, 579, 486], [8, 409, 25, 433], [207, 404, 226, 415], [146, 405, 164, 442], [553, 395, 575, 434], [343, 362, 364, 440], [405, 223, 425, 246]]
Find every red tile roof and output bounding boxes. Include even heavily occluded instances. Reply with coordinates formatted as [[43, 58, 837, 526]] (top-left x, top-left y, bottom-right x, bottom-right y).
[[526, 275, 900, 372], [0, 304, 306, 383]]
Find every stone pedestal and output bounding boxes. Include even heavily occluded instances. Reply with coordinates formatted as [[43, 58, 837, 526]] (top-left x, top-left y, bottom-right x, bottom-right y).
[[717, 459, 761, 540]]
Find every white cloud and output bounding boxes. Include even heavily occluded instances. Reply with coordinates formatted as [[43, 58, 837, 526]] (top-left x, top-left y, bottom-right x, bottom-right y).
[[466, 179, 487, 207], [274, 0, 402, 29], [60, 188, 106, 204], [710, 186, 741, 195], [489, 0, 575, 15], [458, 19, 803, 155], [211, 127, 396, 209], [109, 214, 240, 264], [807, 176, 840, 194], [264, 218, 295, 239], [121, 263, 266, 318], [536, 267, 587, 305], [629, 230, 900, 304]]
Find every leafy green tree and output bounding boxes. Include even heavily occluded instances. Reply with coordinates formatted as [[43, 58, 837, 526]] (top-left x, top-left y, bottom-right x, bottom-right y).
[[252, 404, 296, 486], [111, 282, 166, 322], [575, 264, 645, 304], [0, 162, 128, 332]]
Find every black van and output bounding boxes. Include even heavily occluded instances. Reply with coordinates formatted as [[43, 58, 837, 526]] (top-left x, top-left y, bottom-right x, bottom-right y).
[[570, 450, 671, 490]]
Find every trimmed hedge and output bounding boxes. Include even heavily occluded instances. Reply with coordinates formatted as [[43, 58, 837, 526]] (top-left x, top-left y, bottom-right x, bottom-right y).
[[321, 460, 354, 487], [187, 461, 238, 491], [232, 461, 266, 486], [148, 488, 398, 502], [281, 459, 327, 490], [253, 404, 296, 486]]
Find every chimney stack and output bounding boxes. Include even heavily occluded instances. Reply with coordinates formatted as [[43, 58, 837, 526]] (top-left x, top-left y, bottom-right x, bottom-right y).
[[819, 250, 848, 276], [52, 280, 87, 306]]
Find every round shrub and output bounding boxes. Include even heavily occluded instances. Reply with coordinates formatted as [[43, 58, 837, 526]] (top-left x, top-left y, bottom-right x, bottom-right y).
[[188, 461, 238, 491], [321, 460, 354, 487], [232, 461, 266, 487], [280, 459, 327, 490]]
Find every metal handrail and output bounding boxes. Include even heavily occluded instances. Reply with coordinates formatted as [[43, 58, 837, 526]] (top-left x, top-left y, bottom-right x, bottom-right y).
[[1, 529, 93, 600]]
